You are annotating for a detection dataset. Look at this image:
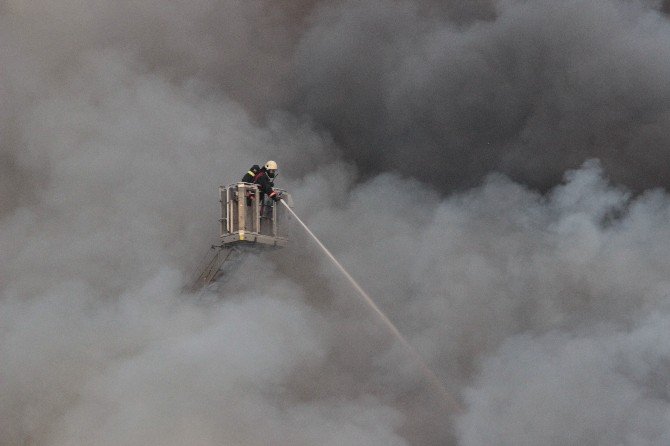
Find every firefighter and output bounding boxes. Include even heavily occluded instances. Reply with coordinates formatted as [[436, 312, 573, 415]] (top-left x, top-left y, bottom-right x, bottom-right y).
[[254, 160, 282, 203], [241, 164, 261, 183]]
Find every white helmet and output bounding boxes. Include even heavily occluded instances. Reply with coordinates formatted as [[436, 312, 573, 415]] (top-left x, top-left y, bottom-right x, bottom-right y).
[[264, 160, 278, 178]]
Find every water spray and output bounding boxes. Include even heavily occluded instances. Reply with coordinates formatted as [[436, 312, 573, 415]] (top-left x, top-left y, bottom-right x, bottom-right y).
[[279, 199, 463, 413]]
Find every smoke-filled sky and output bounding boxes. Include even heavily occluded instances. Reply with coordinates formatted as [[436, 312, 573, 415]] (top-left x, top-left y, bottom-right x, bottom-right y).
[[3, 1, 670, 445]]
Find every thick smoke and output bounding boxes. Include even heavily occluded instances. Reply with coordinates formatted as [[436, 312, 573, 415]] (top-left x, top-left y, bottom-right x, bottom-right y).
[[3, 1, 670, 445], [291, 0, 670, 191]]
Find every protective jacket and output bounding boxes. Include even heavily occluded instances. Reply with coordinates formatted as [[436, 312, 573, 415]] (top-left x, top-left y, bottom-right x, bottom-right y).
[[253, 168, 280, 201], [242, 165, 261, 183]]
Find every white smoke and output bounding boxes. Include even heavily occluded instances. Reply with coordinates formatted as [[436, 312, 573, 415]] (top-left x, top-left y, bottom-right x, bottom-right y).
[[458, 314, 670, 445]]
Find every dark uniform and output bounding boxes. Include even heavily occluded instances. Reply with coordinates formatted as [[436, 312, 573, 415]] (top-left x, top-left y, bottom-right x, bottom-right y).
[[253, 168, 281, 202], [242, 161, 280, 211], [241, 165, 261, 183]]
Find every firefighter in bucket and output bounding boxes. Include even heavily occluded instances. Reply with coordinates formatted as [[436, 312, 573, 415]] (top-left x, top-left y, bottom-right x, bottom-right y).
[[242, 160, 282, 215]]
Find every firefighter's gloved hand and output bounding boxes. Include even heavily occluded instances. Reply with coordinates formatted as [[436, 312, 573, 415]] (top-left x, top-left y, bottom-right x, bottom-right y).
[[272, 192, 282, 202]]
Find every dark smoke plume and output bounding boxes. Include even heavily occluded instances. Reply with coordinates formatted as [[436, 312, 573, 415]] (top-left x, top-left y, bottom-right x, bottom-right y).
[[290, 0, 670, 192]]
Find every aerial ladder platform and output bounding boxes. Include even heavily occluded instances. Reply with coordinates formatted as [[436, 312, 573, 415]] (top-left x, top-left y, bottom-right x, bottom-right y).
[[187, 182, 293, 292]]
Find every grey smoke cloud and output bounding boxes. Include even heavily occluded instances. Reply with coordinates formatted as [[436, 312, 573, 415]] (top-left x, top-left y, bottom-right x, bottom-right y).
[[291, 0, 670, 191], [3, 1, 670, 445], [458, 315, 670, 445], [293, 160, 670, 444]]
